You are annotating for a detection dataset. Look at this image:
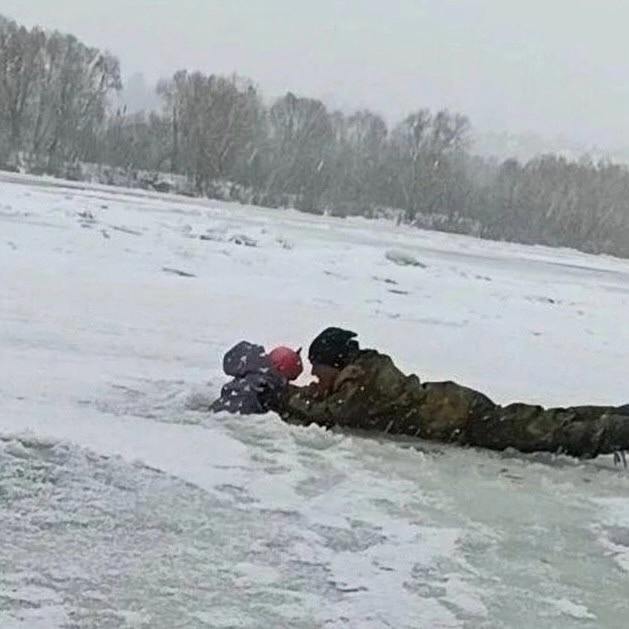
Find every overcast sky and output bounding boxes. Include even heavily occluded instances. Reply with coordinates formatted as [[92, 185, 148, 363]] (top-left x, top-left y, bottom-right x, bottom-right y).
[[2, 0, 628, 149]]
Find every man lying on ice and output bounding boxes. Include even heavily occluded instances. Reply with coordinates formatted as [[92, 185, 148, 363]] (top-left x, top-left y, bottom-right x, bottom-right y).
[[211, 328, 629, 461]]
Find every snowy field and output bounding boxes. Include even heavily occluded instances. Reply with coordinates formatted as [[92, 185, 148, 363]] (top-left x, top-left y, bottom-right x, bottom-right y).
[[1, 171, 629, 628]]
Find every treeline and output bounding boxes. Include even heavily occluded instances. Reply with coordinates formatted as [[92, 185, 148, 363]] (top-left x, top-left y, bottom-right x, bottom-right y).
[[102, 72, 472, 219], [1, 14, 629, 256], [0, 15, 120, 168]]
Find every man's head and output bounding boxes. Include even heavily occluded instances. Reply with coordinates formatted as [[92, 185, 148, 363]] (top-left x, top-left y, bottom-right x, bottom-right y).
[[308, 328, 359, 390]]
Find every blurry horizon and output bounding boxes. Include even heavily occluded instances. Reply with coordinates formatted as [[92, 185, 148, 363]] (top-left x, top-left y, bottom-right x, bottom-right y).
[[2, 0, 629, 158]]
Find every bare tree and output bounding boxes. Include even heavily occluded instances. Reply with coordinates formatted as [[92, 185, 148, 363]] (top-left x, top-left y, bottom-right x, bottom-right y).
[[157, 71, 263, 192]]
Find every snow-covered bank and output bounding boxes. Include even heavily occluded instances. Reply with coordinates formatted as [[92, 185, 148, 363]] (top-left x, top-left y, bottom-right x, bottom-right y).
[[1, 173, 628, 627]]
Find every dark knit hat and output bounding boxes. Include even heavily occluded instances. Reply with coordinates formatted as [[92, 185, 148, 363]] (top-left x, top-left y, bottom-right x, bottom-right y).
[[308, 327, 359, 369]]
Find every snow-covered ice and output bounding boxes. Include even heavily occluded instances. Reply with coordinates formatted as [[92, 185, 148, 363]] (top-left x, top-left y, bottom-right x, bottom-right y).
[[1, 171, 628, 628]]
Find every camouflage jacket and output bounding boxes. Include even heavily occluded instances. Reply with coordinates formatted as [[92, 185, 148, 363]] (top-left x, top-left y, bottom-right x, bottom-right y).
[[274, 350, 629, 458]]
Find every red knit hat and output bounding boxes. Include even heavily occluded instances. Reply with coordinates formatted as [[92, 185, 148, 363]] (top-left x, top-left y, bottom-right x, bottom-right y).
[[268, 346, 303, 381]]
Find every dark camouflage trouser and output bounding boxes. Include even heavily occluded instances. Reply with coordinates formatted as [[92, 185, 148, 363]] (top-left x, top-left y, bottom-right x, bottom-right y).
[[464, 402, 629, 458]]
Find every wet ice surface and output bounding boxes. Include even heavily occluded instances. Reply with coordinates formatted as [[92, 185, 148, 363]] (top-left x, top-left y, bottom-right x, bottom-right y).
[[1, 172, 629, 628]]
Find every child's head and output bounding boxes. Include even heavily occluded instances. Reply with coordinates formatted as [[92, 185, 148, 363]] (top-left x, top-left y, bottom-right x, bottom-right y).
[[268, 346, 303, 381]]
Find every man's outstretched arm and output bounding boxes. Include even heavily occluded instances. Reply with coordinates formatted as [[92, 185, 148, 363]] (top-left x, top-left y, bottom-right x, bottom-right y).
[[272, 367, 368, 428]]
